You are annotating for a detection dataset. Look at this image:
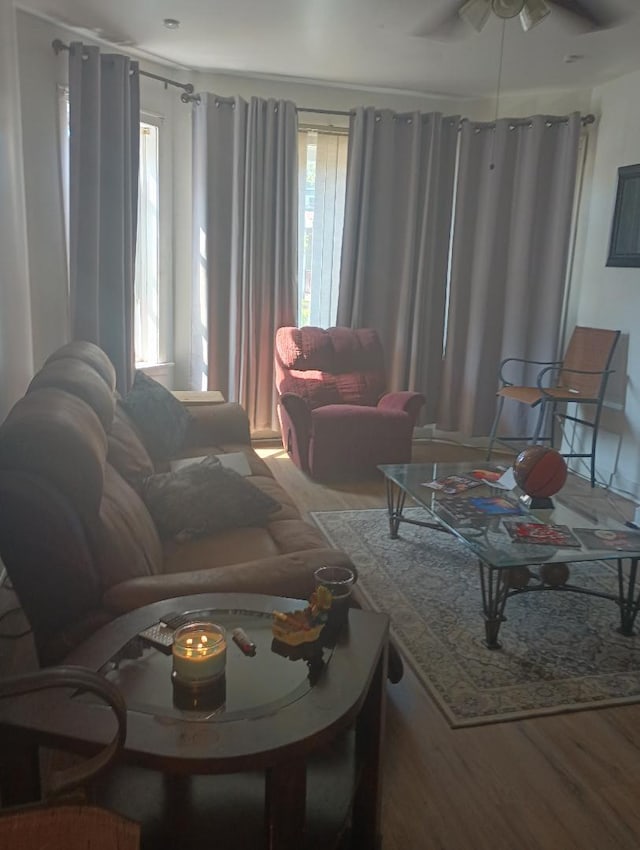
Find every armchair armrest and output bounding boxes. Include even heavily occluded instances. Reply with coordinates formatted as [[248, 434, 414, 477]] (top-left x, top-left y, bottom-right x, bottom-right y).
[[497, 357, 562, 387], [182, 402, 251, 448], [277, 393, 312, 473], [279, 393, 312, 431], [536, 365, 615, 398], [377, 391, 425, 425], [0, 666, 127, 796]]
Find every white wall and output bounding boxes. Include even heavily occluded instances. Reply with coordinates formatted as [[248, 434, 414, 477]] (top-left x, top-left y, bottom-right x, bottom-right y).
[[568, 69, 640, 500], [16, 11, 69, 370], [489, 87, 593, 120], [0, 0, 33, 418]]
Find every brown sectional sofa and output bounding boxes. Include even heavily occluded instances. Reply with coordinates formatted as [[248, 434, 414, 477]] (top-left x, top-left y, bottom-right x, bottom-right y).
[[0, 341, 355, 665]]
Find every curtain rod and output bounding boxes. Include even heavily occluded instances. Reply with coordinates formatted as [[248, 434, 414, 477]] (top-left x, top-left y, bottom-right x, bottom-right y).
[[49, 46, 596, 124], [51, 40, 199, 102], [298, 107, 352, 116], [299, 108, 595, 127], [464, 113, 595, 129]]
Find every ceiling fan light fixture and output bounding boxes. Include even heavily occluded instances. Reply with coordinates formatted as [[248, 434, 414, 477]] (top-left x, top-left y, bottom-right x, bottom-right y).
[[520, 0, 551, 31], [459, 0, 492, 32], [491, 0, 525, 20]]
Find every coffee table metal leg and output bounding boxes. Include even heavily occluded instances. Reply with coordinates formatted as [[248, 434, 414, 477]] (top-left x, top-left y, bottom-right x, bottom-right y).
[[385, 479, 406, 539], [264, 757, 306, 850], [478, 562, 509, 649], [617, 557, 640, 636]]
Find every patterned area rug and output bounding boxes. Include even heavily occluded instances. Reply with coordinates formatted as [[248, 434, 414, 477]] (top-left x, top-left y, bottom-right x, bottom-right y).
[[311, 508, 640, 728]]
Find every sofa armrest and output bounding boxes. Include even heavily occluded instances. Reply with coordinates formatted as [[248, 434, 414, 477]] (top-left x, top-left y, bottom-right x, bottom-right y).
[[182, 402, 251, 448], [102, 549, 355, 614], [377, 391, 425, 425]]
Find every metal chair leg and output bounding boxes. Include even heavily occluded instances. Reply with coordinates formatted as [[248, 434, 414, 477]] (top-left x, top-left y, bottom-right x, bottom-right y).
[[590, 410, 604, 489], [531, 401, 547, 444], [487, 395, 505, 460]]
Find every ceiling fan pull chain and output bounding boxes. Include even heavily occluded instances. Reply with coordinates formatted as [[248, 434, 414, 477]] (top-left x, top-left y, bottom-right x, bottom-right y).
[[489, 17, 507, 170]]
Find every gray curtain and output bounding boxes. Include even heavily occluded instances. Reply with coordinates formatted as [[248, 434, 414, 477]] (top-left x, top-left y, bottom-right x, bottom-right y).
[[192, 94, 298, 432], [336, 108, 459, 423], [437, 113, 582, 437], [68, 42, 139, 393]]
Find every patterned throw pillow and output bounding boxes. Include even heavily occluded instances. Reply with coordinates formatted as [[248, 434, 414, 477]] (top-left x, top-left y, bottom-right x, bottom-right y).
[[142, 455, 280, 541], [122, 370, 192, 459]]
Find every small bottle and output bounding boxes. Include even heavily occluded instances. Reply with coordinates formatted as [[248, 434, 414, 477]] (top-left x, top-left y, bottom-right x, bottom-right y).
[[232, 627, 256, 657]]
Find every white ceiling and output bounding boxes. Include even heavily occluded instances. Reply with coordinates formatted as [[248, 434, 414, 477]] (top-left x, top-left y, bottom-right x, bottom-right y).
[[17, 0, 640, 98]]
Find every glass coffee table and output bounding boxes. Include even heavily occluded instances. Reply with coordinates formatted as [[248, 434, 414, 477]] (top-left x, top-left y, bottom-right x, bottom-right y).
[[379, 462, 640, 648]]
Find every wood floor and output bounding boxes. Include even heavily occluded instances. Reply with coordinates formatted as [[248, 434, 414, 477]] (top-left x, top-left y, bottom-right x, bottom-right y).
[[259, 439, 640, 850], [2, 439, 640, 849]]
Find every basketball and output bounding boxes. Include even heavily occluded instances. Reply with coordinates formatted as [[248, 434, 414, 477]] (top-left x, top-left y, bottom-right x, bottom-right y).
[[513, 446, 568, 498], [539, 563, 570, 586], [507, 566, 531, 588]]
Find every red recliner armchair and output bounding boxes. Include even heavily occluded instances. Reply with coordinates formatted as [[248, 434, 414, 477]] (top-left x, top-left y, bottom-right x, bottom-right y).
[[275, 326, 425, 480]]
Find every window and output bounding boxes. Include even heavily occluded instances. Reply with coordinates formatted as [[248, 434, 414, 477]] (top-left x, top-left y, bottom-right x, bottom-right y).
[[135, 121, 160, 365], [297, 128, 348, 328]]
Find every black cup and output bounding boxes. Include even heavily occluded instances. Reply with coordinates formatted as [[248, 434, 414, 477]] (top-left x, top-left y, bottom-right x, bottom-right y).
[[314, 565, 355, 638]]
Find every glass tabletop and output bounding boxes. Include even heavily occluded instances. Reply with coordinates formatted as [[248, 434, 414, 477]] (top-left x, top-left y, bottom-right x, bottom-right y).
[[79, 607, 333, 723], [379, 461, 640, 569]]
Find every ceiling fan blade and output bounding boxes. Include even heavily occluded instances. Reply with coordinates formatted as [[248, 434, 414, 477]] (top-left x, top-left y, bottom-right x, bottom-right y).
[[551, 0, 628, 30], [520, 0, 552, 31], [412, 0, 472, 39]]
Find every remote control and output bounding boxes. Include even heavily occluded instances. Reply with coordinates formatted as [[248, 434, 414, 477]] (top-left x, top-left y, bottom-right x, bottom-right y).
[[138, 612, 183, 654]]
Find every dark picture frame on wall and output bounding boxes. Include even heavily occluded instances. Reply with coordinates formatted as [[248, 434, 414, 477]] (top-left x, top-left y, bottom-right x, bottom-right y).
[[606, 163, 640, 268]]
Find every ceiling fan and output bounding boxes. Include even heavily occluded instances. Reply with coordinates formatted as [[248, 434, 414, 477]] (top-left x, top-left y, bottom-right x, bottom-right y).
[[416, 0, 628, 38]]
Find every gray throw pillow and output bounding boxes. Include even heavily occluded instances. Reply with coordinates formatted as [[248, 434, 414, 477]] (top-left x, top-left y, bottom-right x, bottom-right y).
[[122, 370, 192, 459], [142, 455, 280, 541]]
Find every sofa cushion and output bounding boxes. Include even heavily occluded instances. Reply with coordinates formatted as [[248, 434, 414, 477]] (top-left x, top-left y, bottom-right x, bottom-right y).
[[27, 358, 116, 431], [45, 340, 117, 390], [169, 452, 252, 477], [0, 388, 107, 520], [122, 370, 192, 459], [275, 327, 387, 408], [142, 455, 280, 541], [92, 464, 164, 587], [107, 402, 155, 493]]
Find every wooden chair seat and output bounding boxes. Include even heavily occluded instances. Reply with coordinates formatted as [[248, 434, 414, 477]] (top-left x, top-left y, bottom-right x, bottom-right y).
[[0, 804, 139, 849]]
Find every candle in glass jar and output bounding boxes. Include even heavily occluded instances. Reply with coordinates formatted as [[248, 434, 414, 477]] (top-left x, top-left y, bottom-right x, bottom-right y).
[[172, 622, 226, 683]]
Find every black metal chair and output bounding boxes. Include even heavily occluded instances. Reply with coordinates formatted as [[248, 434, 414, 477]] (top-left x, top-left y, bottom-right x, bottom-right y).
[[0, 665, 139, 849], [487, 326, 621, 487]]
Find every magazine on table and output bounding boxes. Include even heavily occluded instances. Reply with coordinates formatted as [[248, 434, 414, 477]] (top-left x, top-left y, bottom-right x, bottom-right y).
[[467, 466, 515, 489], [438, 494, 525, 523], [422, 466, 510, 495], [421, 474, 484, 495], [503, 521, 582, 548], [572, 528, 640, 552]]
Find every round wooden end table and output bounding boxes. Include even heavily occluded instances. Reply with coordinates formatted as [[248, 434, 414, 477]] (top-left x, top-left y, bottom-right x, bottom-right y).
[[0, 593, 389, 850]]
